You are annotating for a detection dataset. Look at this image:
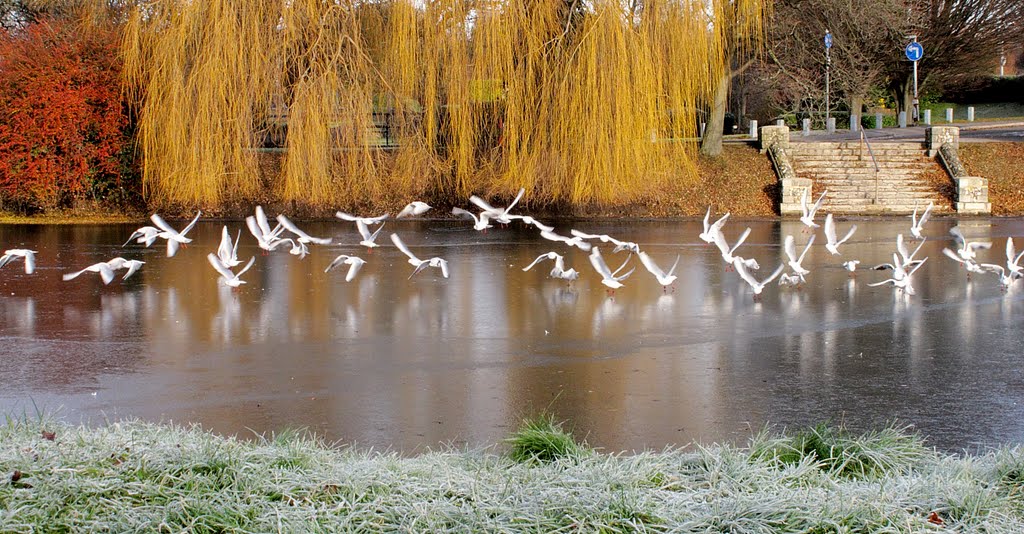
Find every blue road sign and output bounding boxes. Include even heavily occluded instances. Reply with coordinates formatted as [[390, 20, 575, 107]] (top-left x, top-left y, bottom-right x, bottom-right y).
[[824, 32, 832, 49], [905, 42, 924, 62]]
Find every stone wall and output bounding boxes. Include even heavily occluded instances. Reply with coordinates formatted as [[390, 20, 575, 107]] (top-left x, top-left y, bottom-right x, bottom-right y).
[[934, 130, 990, 214], [768, 145, 810, 215], [926, 126, 959, 157]]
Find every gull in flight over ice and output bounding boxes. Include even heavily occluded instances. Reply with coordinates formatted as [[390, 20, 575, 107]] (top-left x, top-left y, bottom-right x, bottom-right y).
[[869, 254, 927, 295], [588, 247, 635, 290], [151, 211, 201, 257], [540, 229, 592, 251], [910, 202, 933, 240], [949, 225, 991, 262], [895, 233, 926, 267], [508, 214, 555, 233], [245, 214, 289, 253], [217, 226, 243, 267], [123, 226, 161, 247], [396, 201, 432, 219], [1004, 237, 1024, 279], [637, 251, 680, 289], [451, 207, 493, 231], [823, 214, 856, 255], [570, 229, 641, 254], [207, 253, 256, 288], [324, 254, 367, 282], [978, 262, 1017, 290], [0, 249, 36, 274], [712, 227, 755, 269], [63, 257, 144, 284], [276, 214, 333, 245], [469, 188, 525, 225], [942, 247, 986, 276], [784, 234, 815, 281], [522, 251, 579, 281], [390, 233, 449, 279], [799, 188, 827, 231], [842, 260, 860, 276], [355, 220, 386, 251], [335, 211, 389, 225], [734, 259, 785, 299], [699, 207, 730, 244]]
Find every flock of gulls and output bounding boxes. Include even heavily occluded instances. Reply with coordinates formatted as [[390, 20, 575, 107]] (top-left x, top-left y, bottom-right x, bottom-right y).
[[0, 188, 1021, 300]]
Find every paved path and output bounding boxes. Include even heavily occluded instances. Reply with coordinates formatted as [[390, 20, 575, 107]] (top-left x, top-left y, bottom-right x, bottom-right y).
[[785, 119, 1024, 143]]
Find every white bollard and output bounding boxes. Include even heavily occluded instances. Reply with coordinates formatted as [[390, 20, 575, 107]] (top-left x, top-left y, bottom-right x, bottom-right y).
[[968, 107, 975, 122], [826, 117, 836, 134], [875, 113, 883, 129], [924, 109, 931, 125], [899, 111, 907, 128], [946, 108, 954, 123], [850, 114, 859, 132], [802, 118, 811, 136], [749, 120, 758, 139], [700, 122, 706, 139]]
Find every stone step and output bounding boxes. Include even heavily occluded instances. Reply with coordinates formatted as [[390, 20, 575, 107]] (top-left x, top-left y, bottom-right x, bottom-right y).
[[791, 142, 926, 150], [789, 148, 927, 157], [792, 157, 930, 164]]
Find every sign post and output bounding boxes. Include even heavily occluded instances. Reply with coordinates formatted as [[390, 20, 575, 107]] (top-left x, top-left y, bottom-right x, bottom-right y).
[[905, 38, 924, 123], [824, 31, 832, 129]]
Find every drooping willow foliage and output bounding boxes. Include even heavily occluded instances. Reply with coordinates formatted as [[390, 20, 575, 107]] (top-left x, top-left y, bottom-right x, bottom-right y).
[[121, 0, 768, 209]]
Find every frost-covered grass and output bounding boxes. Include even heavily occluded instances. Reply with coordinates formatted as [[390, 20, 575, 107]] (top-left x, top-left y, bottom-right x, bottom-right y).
[[3, 416, 1024, 532]]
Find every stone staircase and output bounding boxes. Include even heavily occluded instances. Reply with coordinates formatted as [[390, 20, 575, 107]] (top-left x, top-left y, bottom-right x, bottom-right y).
[[787, 141, 952, 214]]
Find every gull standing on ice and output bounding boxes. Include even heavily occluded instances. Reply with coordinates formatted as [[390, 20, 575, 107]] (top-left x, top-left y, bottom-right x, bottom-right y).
[[0, 249, 36, 274], [390, 233, 449, 279], [823, 214, 856, 255], [207, 253, 256, 288], [324, 255, 367, 282]]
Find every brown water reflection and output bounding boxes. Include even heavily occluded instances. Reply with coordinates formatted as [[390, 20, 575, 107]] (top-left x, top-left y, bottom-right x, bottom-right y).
[[2, 218, 1024, 452]]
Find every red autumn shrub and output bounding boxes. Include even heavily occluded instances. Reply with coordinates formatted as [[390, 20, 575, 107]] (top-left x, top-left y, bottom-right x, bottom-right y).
[[0, 18, 131, 212]]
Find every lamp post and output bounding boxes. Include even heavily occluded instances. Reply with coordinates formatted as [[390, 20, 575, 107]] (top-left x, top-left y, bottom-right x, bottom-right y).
[[824, 30, 832, 128]]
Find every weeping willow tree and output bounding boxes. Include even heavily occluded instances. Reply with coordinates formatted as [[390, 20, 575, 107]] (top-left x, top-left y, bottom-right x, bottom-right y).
[[121, 0, 768, 210]]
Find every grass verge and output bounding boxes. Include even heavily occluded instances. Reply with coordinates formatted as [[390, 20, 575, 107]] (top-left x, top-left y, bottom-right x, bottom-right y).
[[3, 418, 1024, 532]]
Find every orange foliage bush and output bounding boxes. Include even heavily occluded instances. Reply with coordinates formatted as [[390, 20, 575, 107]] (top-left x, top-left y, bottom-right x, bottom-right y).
[[0, 18, 132, 212]]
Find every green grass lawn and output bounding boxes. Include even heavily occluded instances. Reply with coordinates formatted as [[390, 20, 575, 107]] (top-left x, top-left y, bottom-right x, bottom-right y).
[[3, 416, 1024, 532]]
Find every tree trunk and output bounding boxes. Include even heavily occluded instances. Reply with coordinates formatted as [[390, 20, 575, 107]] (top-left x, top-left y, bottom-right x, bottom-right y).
[[700, 72, 730, 157], [850, 94, 864, 128]]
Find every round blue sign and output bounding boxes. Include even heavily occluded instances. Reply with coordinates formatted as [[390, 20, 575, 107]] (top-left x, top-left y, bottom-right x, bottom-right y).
[[905, 42, 924, 62], [824, 32, 833, 49]]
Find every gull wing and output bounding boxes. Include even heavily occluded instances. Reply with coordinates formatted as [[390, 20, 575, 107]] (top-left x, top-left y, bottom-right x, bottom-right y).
[[451, 207, 478, 222], [438, 259, 450, 279], [588, 248, 613, 278], [166, 238, 180, 258], [23, 251, 35, 274], [390, 233, 420, 262], [702, 206, 711, 233], [245, 216, 265, 241], [276, 214, 310, 240], [255, 206, 275, 237], [949, 226, 966, 248], [838, 224, 857, 246], [800, 188, 809, 217], [666, 255, 681, 277], [1008, 237, 1017, 264], [981, 263, 1005, 275], [712, 228, 731, 256], [570, 229, 603, 240], [763, 263, 786, 285], [364, 213, 389, 224], [784, 235, 798, 262], [356, 219, 373, 241], [896, 234, 910, 263], [809, 190, 828, 217], [797, 234, 816, 263], [942, 247, 966, 264], [506, 188, 526, 212], [523, 252, 555, 272], [235, 256, 257, 278], [335, 211, 358, 222], [397, 204, 414, 219], [733, 259, 758, 288], [325, 255, 351, 273], [730, 227, 752, 254], [824, 214, 837, 245], [367, 222, 386, 243], [207, 253, 236, 281], [970, 241, 993, 251], [179, 211, 202, 237], [218, 226, 233, 261], [468, 195, 498, 214], [710, 212, 731, 234], [344, 260, 363, 282], [122, 261, 143, 280], [540, 230, 568, 244], [906, 257, 928, 277], [611, 252, 632, 277], [97, 264, 114, 285], [150, 213, 177, 234], [918, 202, 933, 227], [638, 252, 666, 278]]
